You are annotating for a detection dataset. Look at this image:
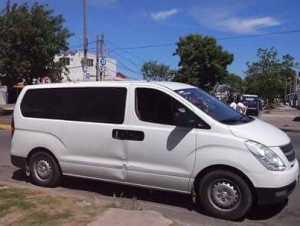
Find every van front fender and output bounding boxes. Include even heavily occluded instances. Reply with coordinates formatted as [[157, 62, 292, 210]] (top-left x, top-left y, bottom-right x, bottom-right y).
[[190, 146, 266, 190]]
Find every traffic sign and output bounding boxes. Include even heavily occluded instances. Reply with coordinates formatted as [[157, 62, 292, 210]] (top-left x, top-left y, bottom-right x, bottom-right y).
[[100, 58, 106, 66]]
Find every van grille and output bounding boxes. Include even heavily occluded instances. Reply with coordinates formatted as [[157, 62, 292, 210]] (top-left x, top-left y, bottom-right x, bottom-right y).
[[280, 143, 295, 162]]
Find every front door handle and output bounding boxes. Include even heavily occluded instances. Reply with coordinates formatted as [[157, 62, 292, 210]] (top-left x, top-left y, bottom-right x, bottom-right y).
[[112, 129, 144, 141]]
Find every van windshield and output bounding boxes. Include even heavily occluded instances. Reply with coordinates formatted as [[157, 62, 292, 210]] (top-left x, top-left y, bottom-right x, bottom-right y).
[[175, 88, 253, 125]]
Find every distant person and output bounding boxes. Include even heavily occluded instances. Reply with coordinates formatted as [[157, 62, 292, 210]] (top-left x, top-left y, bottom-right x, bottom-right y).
[[229, 96, 237, 111], [236, 96, 247, 115]]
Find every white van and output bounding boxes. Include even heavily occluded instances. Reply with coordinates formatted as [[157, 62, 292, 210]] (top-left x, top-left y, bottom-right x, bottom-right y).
[[11, 81, 298, 220]]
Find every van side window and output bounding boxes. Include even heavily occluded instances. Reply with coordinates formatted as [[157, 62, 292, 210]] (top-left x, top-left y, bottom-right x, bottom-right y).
[[21, 87, 127, 124], [135, 88, 209, 128]]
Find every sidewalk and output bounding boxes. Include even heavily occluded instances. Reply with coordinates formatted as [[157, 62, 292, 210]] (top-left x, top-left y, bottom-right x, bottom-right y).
[[0, 104, 13, 130], [261, 104, 300, 133], [0, 104, 14, 113], [0, 182, 175, 226], [0, 113, 11, 130]]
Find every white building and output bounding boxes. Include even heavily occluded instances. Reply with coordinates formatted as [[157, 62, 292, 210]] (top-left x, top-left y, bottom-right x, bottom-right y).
[[55, 51, 117, 82]]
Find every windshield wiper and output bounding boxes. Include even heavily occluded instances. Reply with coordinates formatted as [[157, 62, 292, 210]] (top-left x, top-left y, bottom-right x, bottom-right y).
[[239, 114, 251, 122], [221, 115, 252, 124], [220, 118, 240, 124]]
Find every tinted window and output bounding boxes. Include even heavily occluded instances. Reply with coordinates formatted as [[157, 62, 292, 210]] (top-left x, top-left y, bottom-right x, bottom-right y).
[[135, 88, 207, 128], [21, 87, 127, 124]]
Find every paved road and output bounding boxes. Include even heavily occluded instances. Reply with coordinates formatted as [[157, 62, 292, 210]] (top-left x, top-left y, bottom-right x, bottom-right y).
[[0, 129, 299, 226]]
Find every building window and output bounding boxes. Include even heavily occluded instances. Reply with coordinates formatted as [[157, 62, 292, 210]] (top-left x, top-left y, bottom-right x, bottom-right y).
[[87, 58, 94, 67], [59, 57, 70, 65]]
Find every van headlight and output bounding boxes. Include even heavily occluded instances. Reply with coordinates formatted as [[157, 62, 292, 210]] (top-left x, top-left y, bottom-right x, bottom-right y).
[[245, 140, 286, 171]]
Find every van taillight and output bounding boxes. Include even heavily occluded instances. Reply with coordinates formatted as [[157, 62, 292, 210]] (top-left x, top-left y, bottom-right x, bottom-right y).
[[11, 116, 15, 137]]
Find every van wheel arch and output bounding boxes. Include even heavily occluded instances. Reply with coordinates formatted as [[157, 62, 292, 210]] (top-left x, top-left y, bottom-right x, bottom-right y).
[[193, 165, 256, 202], [27, 147, 62, 174]]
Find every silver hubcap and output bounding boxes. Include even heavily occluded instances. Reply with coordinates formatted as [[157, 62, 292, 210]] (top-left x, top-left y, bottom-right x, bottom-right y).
[[34, 159, 52, 181], [209, 180, 240, 211]]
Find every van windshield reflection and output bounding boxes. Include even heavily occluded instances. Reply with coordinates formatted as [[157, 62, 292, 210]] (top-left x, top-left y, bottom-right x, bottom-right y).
[[175, 88, 253, 125]]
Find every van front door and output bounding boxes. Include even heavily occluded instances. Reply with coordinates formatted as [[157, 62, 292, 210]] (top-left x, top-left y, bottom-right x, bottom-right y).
[[125, 87, 206, 192], [59, 87, 128, 182]]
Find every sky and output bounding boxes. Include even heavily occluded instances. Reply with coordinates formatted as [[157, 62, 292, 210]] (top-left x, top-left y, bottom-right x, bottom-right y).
[[1, 0, 300, 79]]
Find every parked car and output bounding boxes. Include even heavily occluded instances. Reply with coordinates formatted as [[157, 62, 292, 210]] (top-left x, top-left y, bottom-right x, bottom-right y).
[[242, 94, 261, 116], [11, 81, 298, 220]]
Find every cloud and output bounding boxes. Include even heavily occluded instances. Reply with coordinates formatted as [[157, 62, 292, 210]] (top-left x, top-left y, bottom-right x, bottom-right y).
[[150, 9, 179, 21], [222, 17, 280, 33], [191, 5, 281, 34]]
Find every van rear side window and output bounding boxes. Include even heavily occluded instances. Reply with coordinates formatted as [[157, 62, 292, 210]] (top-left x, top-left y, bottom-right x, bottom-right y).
[[21, 87, 127, 124]]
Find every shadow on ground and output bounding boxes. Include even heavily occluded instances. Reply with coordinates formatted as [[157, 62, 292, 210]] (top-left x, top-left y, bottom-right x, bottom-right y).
[[12, 169, 287, 221]]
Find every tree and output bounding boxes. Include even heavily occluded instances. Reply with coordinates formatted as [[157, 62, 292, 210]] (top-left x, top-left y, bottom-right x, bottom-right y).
[[141, 61, 176, 81], [223, 73, 244, 93], [0, 2, 71, 87], [244, 48, 298, 104], [280, 54, 298, 100], [174, 34, 233, 91]]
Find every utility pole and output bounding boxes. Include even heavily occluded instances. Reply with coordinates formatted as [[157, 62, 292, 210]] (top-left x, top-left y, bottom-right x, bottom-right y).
[[96, 35, 100, 81], [294, 73, 298, 93], [99, 34, 105, 81], [82, 0, 88, 80], [284, 77, 287, 104]]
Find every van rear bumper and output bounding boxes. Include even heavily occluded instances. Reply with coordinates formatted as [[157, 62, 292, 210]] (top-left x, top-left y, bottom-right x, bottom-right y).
[[255, 181, 297, 205], [11, 155, 26, 169]]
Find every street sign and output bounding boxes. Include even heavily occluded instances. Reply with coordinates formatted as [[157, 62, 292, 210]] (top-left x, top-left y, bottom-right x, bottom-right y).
[[100, 66, 106, 72], [100, 58, 106, 66]]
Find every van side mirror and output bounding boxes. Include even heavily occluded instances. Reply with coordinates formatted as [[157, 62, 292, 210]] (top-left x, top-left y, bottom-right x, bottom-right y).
[[174, 107, 210, 129]]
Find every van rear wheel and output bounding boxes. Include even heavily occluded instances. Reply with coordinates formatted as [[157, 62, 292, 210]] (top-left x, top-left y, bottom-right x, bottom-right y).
[[197, 170, 253, 220], [29, 151, 61, 187]]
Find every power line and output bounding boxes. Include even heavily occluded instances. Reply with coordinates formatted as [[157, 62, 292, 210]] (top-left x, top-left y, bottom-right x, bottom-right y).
[[105, 67, 138, 80], [117, 59, 140, 75], [69, 29, 300, 51], [105, 46, 141, 77], [112, 43, 174, 51], [108, 48, 141, 69], [218, 29, 300, 41], [69, 40, 97, 51], [108, 29, 300, 51], [107, 39, 148, 63]]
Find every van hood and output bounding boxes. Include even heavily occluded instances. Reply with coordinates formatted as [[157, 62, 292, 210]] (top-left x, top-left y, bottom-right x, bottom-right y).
[[229, 118, 290, 147]]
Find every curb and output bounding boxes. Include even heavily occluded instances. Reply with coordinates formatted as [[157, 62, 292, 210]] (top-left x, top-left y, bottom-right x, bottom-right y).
[[0, 124, 10, 130], [280, 128, 300, 133]]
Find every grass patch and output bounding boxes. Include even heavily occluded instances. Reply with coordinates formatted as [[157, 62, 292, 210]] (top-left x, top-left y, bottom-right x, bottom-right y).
[[0, 185, 112, 226]]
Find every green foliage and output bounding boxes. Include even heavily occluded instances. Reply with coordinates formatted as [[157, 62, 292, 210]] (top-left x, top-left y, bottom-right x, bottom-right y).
[[174, 34, 233, 91], [0, 2, 71, 86], [141, 61, 176, 81], [223, 73, 244, 93], [245, 47, 298, 104]]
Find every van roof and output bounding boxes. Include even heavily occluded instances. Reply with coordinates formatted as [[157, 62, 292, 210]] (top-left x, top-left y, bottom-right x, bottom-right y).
[[23, 81, 196, 91]]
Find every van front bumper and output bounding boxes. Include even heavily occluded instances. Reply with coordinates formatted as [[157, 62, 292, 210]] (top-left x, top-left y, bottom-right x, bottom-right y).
[[255, 181, 297, 205]]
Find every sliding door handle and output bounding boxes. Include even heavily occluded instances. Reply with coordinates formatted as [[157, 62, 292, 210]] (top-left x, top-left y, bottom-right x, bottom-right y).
[[112, 129, 144, 141]]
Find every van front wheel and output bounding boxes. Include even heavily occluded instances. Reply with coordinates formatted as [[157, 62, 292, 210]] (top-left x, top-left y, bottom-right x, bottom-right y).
[[197, 170, 253, 220], [29, 152, 61, 187]]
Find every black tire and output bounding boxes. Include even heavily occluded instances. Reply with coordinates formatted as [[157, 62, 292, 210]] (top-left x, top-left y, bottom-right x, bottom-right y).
[[29, 151, 61, 187], [197, 170, 253, 220]]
